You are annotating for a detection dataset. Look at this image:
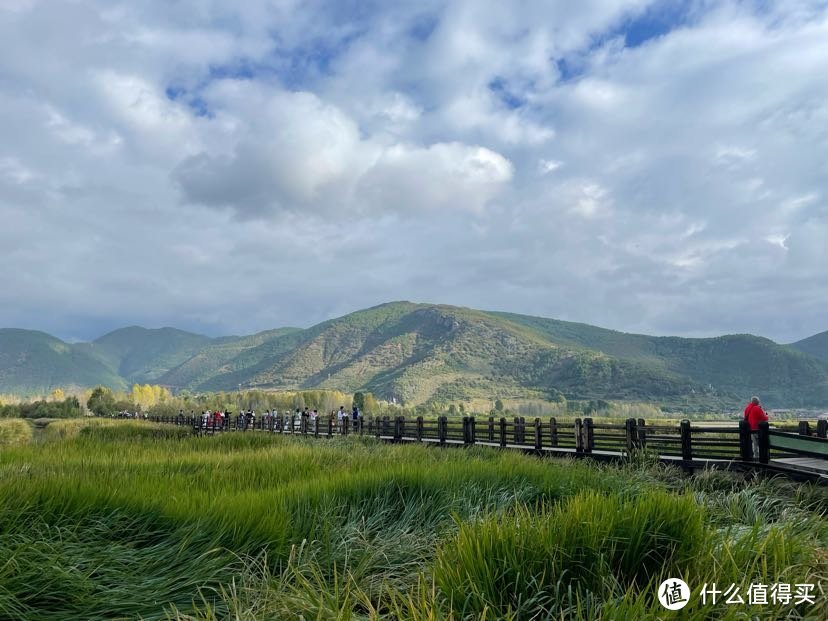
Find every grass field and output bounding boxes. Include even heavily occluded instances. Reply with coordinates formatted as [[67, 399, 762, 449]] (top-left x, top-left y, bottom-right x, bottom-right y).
[[0, 419, 825, 620]]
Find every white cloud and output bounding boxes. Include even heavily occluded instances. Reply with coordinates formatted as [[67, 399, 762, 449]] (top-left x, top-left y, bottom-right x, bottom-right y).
[[0, 0, 827, 343], [357, 142, 513, 213], [95, 71, 202, 158], [765, 233, 790, 250], [0, 156, 36, 184], [538, 159, 563, 174], [566, 181, 612, 219], [173, 83, 513, 216]]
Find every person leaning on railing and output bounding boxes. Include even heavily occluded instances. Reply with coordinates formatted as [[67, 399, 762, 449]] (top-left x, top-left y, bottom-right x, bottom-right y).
[[744, 396, 769, 458]]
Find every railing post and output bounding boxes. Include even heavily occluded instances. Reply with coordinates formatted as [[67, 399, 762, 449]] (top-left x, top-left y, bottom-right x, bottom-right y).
[[462, 416, 469, 444], [798, 421, 811, 436], [758, 421, 770, 464], [327, 416, 333, 438], [393, 416, 401, 442], [549, 417, 558, 447], [313, 417, 319, 437], [575, 418, 583, 454], [438, 416, 447, 445], [625, 418, 636, 453], [374, 416, 381, 439], [817, 419, 828, 439], [416, 416, 423, 441], [499, 417, 507, 447], [680, 419, 693, 464], [534, 417, 542, 451], [469, 416, 476, 445], [739, 419, 753, 461], [583, 417, 594, 454], [637, 418, 646, 449], [488, 416, 495, 442]]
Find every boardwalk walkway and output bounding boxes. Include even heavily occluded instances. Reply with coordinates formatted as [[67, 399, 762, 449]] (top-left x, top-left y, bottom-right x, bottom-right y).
[[148, 414, 828, 484]]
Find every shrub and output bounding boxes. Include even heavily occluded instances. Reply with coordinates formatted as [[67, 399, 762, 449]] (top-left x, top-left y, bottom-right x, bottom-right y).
[[434, 490, 706, 618], [0, 419, 33, 447]]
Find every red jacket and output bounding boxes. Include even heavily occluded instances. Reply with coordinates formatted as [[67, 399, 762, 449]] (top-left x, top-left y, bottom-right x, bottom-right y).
[[743, 403, 768, 431]]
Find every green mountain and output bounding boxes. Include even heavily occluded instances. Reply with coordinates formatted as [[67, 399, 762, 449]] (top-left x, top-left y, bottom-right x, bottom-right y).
[[79, 327, 212, 384], [489, 312, 828, 407], [1, 303, 827, 408], [159, 302, 828, 408], [158, 328, 303, 389], [0, 329, 126, 395], [790, 331, 828, 362]]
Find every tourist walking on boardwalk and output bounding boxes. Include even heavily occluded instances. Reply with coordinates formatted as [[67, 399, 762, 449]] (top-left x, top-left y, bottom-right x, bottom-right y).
[[743, 396, 768, 458]]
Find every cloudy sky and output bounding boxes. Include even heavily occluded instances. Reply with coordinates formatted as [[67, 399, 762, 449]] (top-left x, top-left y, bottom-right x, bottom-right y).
[[1, 0, 827, 343]]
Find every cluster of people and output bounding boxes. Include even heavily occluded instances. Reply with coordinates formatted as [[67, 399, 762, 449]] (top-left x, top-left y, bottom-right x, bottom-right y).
[[198, 410, 229, 426], [114, 410, 148, 419], [193, 405, 362, 430]]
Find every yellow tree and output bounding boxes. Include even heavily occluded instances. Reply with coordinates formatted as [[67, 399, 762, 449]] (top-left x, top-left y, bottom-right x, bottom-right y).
[[50, 388, 66, 402], [131, 384, 143, 407]]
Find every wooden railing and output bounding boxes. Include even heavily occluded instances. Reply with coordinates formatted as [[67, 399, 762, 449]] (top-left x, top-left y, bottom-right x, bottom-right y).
[[133, 413, 828, 477]]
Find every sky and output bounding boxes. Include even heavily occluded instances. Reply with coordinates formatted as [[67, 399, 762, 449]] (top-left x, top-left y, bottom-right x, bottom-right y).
[[1, 0, 827, 343]]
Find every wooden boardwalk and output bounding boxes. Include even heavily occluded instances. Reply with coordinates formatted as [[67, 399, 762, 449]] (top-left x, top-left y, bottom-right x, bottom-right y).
[[144, 414, 828, 485]]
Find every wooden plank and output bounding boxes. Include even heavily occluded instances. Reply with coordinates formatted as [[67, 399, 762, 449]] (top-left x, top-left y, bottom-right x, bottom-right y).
[[772, 457, 828, 474]]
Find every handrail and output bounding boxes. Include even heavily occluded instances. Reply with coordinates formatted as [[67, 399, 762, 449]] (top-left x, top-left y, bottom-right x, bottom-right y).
[[101, 413, 827, 481]]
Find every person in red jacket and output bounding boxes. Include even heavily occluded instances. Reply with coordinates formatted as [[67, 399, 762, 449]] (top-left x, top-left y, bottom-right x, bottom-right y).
[[744, 396, 768, 457]]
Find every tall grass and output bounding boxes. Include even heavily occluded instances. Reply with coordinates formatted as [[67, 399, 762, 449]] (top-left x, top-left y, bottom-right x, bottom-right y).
[[0, 418, 32, 447], [40, 417, 191, 442], [0, 419, 824, 620]]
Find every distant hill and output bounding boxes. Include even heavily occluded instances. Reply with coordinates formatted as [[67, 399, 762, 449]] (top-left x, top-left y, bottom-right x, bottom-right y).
[[79, 326, 213, 384], [790, 331, 828, 362], [0, 329, 126, 395], [1, 303, 827, 408]]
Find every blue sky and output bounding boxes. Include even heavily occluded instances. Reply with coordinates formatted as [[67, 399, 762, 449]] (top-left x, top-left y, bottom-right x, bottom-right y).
[[0, 0, 827, 343]]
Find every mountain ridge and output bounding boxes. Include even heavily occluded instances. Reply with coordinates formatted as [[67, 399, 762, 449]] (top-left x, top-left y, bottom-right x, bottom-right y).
[[790, 330, 828, 362], [1, 303, 827, 408]]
